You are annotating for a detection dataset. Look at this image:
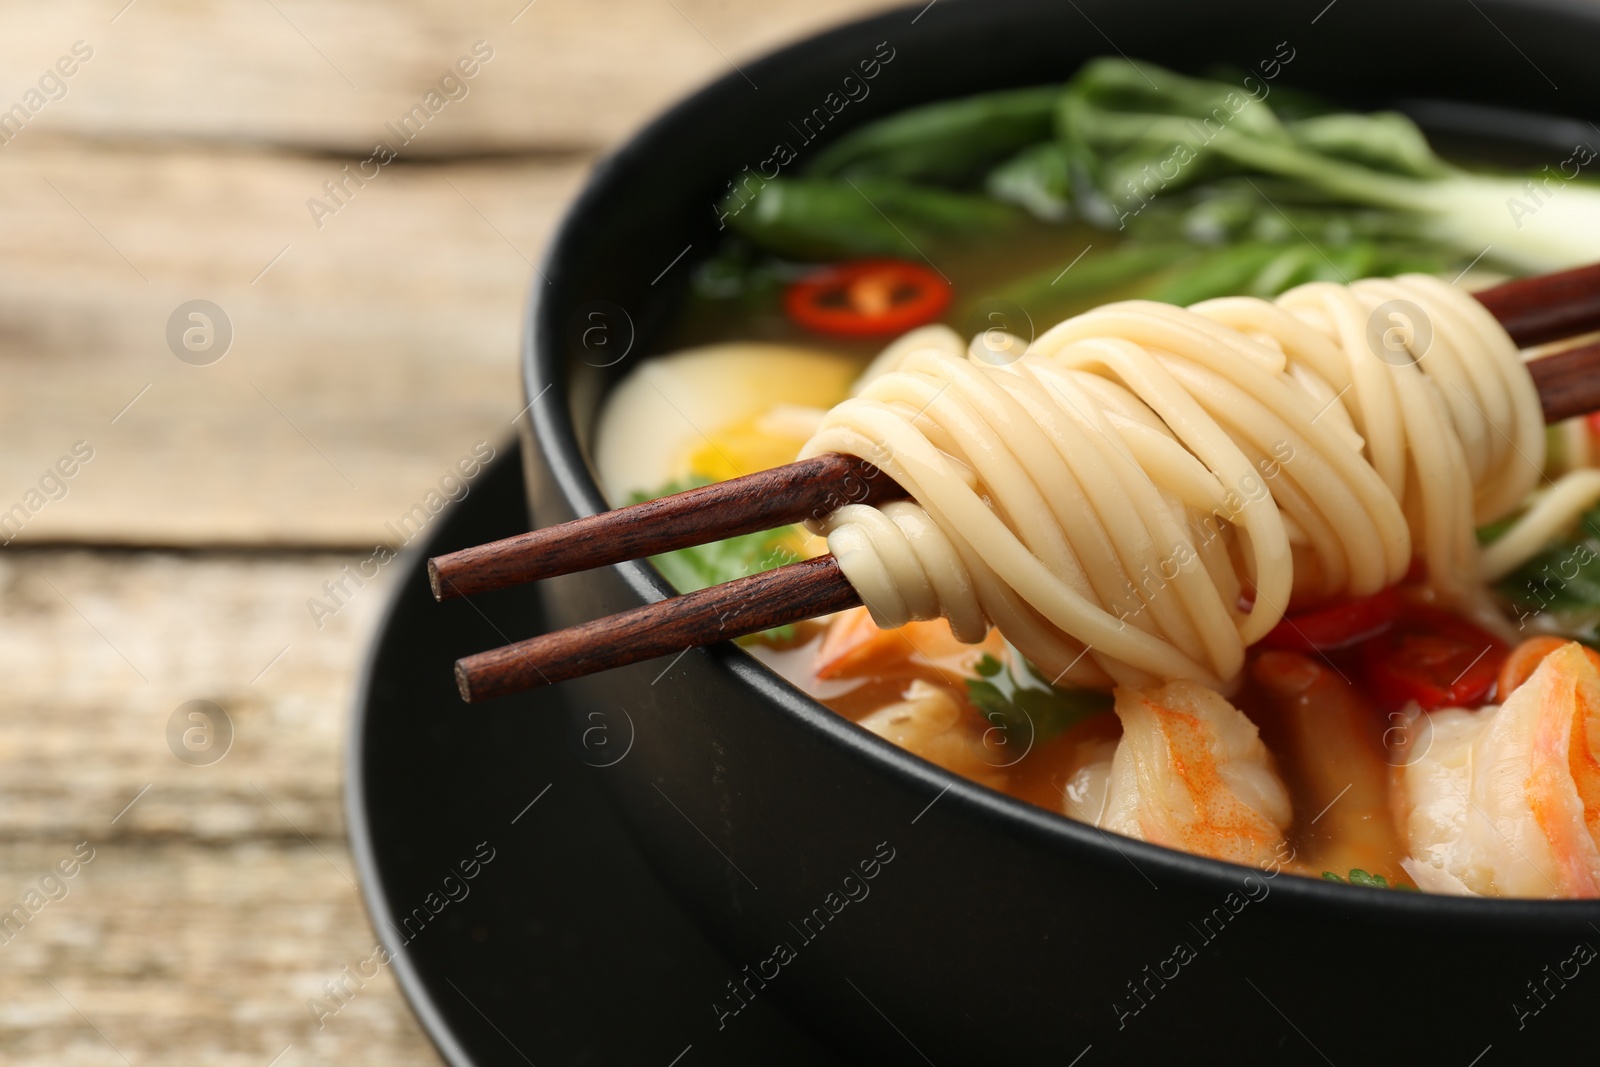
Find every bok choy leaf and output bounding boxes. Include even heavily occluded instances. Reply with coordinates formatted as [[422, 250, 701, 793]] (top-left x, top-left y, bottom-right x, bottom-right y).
[[1059, 58, 1600, 273]]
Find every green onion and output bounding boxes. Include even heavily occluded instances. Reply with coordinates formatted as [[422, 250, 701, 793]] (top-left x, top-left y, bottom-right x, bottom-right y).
[[807, 85, 1061, 185]]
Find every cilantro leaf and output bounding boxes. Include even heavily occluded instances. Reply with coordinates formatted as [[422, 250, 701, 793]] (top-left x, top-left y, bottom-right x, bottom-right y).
[[964, 653, 1112, 745], [1495, 503, 1600, 616]]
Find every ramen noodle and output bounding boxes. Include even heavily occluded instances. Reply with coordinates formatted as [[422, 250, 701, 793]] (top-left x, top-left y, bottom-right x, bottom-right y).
[[803, 276, 1545, 690]]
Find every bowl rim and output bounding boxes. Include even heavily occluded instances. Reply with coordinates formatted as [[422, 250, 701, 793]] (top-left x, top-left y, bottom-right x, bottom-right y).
[[523, 0, 1600, 923]]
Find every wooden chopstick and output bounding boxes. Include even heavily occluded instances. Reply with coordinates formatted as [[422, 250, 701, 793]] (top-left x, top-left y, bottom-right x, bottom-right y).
[[457, 337, 1600, 701], [451, 340, 1600, 701], [454, 555, 860, 701], [446, 261, 1600, 701], [1475, 262, 1600, 348], [437, 262, 1600, 606], [430, 452, 904, 600], [1526, 338, 1600, 423]]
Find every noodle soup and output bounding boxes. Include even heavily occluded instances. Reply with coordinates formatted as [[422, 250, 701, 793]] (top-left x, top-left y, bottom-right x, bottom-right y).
[[593, 60, 1600, 899]]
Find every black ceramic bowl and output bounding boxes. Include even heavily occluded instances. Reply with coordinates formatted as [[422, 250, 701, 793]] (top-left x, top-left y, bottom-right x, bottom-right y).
[[516, 1, 1600, 1061]]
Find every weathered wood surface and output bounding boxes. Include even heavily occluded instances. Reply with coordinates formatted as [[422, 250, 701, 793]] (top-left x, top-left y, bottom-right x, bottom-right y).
[[0, 548, 436, 1065], [0, 0, 902, 548], [0, 0, 903, 154], [0, 144, 582, 547], [2, 2, 901, 1061]]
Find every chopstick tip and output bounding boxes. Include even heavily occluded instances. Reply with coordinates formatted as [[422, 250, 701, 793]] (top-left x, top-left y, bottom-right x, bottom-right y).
[[453, 660, 477, 703], [427, 558, 448, 602]]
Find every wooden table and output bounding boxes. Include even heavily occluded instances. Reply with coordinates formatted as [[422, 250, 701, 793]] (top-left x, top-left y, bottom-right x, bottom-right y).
[[0, 2, 895, 1062]]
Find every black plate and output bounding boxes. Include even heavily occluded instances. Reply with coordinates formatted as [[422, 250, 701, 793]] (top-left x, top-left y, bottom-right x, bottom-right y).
[[347, 448, 844, 1066]]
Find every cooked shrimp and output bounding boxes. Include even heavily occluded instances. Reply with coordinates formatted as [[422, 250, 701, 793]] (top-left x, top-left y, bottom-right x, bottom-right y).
[[815, 605, 1004, 680], [857, 679, 1009, 791], [1005, 712, 1123, 814], [1058, 736, 1121, 825], [1251, 651, 1407, 882], [1398, 641, 1600, 897], [1497, 635, 1600, 700], [1076, 680, 1292, 867]]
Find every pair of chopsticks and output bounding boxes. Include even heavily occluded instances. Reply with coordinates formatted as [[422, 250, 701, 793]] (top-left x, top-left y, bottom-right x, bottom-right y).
[[436, 262, 1600, 702]]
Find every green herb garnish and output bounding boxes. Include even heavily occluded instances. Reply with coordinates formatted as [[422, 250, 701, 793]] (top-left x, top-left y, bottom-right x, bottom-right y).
[[807, 84, 1061, 186], [964, 653, 1112, 745], [721, 177, 1022, 261], [630, 478, 802, 642], [1321, 869, 1417, 891], [1496, 504, 1600, 617], [1476, 514, 1519, 546]]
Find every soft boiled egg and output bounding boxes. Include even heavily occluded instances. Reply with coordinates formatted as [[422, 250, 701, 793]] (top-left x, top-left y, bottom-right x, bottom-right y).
[[594, 343, 860, 503]]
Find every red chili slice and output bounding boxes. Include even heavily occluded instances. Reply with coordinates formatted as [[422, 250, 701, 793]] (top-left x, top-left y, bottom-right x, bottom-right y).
[[1259, 587, 1401, 653], [1359, 601, 1507, 711], [784, 259, 951, 337]]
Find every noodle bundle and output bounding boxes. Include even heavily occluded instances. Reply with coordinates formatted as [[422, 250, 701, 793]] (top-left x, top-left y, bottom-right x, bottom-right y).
[[800, 276, 1544, 690]]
